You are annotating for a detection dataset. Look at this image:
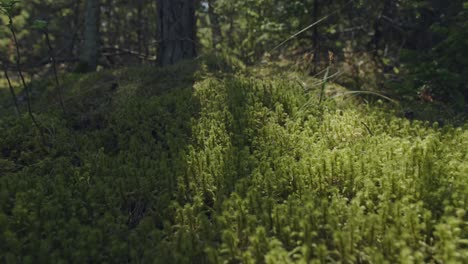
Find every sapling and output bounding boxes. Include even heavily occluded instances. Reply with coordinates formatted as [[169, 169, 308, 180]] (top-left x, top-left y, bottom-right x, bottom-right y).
[[33, 19, 66, 113], [0, 0, 45, 142]]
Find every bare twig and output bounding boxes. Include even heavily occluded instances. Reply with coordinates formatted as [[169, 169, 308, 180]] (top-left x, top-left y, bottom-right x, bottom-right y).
[[44, 30, 66, 113], [2, 61, 20, 115], [268, 0, 354, 53], [101, 46, 157, 61], [7, 15, 45, 143]]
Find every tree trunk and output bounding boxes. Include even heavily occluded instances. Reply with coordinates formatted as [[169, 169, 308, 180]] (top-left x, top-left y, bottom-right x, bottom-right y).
[[207, 0, 222, 49], [156, 0, 197, 66], [312, 0, 320, 73], [81, 0, 100, 72], [68, 0, 81, 59], [137, 0, 143, 63], [368, 0, 396, 57]]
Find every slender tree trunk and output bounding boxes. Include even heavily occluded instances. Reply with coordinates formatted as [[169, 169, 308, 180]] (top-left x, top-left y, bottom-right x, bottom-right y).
[[144, 12, 150, 60], [45, 31, 66, 113], [312, 0, 320, 73], [81, 0, 100, 71], [156, 0, 197, 66], [68, 0, 81, 59], [207, 0, 222, 49], [137, 0, 144, 63], [2, 61, 20, 116], [227, 15, 234, 48], [8, 16, 45, 143], [105, 0, 114, 46], [368, 0, 393, 57]]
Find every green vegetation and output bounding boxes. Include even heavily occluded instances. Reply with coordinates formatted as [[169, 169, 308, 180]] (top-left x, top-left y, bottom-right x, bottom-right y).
[[0, 0, 467, 262], [0, 63, 467, 263]]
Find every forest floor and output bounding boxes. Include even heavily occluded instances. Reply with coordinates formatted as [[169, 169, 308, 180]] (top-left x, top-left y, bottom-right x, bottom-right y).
[[0, 61, 467, 263]]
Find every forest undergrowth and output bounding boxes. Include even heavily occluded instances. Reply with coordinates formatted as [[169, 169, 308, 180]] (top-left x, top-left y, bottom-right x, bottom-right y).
[[0, 63, 467, 263]]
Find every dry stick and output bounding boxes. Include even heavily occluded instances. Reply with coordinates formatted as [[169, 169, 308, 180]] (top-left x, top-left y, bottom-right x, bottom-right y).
[[2, 62, 20, 116], [8, 16, 45, 143], [44, 30, 66, 113]]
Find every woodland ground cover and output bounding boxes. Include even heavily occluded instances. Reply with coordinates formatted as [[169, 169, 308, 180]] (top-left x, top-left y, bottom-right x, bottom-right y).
[[0, 63, 467, 263]]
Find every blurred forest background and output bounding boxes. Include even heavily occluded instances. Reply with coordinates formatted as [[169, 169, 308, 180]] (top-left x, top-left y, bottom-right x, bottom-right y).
[[0, 0, 467, 111]]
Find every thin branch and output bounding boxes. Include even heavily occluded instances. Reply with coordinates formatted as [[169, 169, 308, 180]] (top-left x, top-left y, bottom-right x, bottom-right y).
[[101, 46, 157, 61], [8, 15, 45, 143], [268, 0, 354, 53], [2, 61, 20, 116], [381, 15, 407, 33], [45, 30, 66, 113]]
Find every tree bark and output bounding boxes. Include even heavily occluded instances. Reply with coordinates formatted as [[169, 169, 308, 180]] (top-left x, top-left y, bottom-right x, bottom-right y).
[[137, 0, 143, 62], [312, 0, 320, 73], [207, 0, 222, 49], [81, 0, 100, 72], [156, 0, 197, 66], [68, 0, 81, 59]]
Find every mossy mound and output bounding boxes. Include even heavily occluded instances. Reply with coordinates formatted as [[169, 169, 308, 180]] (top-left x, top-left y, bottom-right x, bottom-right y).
[[0, 64, 467, 263]]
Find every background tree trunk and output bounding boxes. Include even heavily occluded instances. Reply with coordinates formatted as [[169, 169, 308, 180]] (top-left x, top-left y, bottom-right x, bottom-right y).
[[137, 0, 143, 63], [207, 0, 222, 49], [68, 0, 81, 60], [81, 0, 100, 72], [156, 0, 196, 66], [312, 0, 320, 73]]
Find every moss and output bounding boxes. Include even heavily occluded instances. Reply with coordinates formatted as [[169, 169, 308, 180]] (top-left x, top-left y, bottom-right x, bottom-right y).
[[0, 64, 467, 263]]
